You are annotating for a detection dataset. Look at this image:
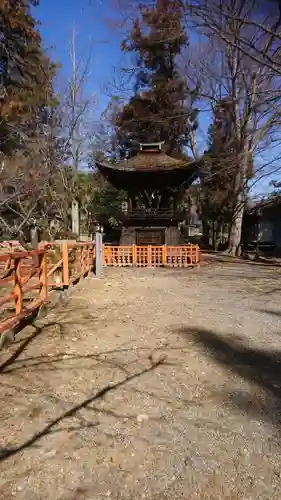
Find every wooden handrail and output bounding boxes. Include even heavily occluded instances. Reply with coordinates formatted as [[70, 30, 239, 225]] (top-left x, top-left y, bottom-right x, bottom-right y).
[[0, 249, 45, 262], [0, 241, 95, 337], [0, 241, 199, 337]]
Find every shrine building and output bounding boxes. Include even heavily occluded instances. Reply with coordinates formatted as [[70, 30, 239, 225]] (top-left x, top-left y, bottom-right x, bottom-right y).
[[95, 142, 199, 246]]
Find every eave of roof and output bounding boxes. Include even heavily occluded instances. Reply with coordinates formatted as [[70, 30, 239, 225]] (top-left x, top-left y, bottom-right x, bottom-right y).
[[95, 151, 197, 173]]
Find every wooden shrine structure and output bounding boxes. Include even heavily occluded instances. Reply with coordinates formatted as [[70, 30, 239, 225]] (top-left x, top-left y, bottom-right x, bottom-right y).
[[95, 142, 199, 245]]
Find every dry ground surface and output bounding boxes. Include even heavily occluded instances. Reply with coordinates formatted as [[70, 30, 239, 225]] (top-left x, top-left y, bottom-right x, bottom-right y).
[[1, 259, 281, 499]]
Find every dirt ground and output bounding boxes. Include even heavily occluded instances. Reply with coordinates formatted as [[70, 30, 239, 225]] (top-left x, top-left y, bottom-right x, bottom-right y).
[[1, 260, 281, 499]]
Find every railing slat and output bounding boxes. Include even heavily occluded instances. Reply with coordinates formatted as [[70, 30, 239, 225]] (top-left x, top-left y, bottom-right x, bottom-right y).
[[14, 258, 23, 314], [0, 241, 95, 337], [0, 242, 198, 337], [103, 245, 200, 267]]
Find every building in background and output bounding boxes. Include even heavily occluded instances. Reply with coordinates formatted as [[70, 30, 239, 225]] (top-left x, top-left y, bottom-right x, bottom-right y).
[[95, 142, 200, 245]]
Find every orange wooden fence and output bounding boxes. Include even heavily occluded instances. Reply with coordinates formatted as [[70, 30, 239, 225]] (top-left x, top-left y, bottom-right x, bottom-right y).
[[42, 241, 96, 287], [103, 244, 200, 267], [0, 241, 199, 337], [0, 242, 95, 336]]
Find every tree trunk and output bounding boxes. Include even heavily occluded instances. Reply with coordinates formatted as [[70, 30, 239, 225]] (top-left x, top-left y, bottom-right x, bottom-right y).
[[214, 221, 222, 251], [202, 219, 211, 249], [228, 196, 244, 256], [227, 139, 249, 256], [30, 223, 39, 267]]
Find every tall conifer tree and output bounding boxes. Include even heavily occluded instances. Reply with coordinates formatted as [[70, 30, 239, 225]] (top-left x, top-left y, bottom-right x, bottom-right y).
[[0, 0, 56, 155], [115, 0, 198, 156]]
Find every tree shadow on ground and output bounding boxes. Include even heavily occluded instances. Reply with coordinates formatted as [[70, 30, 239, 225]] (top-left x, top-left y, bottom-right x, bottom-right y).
[[206, 272, 279, 282], [0, 297, 109, 375], [0, 355, 166, 463], [257, 308, 281, 318], [0, 338, 174, 376], [176, 326, 281, 428], [205, 255, 281, 268], [0, 321, 61, 374]]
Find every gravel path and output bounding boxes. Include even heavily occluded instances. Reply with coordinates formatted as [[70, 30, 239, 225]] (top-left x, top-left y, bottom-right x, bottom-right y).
[[1, 260, 281, 499]]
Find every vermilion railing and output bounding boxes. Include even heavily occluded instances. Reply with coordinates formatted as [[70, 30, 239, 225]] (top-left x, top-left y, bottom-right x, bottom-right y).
[[41, 241, 96, 287], [103, 244, 200, 267], [0, 242, 95, 336], [0, 249, 48, 335], [0, 242, 199, 337]]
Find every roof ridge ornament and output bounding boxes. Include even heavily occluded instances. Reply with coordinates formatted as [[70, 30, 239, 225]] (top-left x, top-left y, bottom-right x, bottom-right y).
[[131, 140, 165, 151]]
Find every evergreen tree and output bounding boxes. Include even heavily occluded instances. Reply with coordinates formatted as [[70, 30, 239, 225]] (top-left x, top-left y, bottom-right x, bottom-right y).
[[115, 0, 198, 156], [0, 0, 56, 155], [203, 99, 236, 218], [201, 99, 236, 248], [202, 98, 253, 249]]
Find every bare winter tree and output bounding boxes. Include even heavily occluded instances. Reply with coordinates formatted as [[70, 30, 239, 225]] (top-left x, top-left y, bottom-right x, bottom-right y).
[[59, 26, 97, 171], [185, 0, 281, 74], [86, 0, 281, 254], [49, 27, 98, 236], [181, 0, 281, 255], [0, 107, 63, 246], [0, 0, 59, 246]]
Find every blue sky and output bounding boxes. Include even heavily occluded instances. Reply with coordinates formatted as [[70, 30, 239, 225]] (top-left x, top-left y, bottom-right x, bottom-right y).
[[35, 1, 212, 150], [35, 0, 124, 114], [35, 0, 275, 197]]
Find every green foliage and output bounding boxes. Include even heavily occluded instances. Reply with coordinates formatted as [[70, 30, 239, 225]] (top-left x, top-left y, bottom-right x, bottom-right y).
[[89, 173, 127, 227], [202, 98, 254, 230], [115, 0, 198, 155], [0, 0, 57, 155], [202, 99, 238, 224], [52, 230, 78, 240], [49, 168, 127, 231]]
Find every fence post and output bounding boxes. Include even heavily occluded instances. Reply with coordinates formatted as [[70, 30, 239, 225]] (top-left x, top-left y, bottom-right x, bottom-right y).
[[132, 244, 137, 266], [81, 245, 86, 275], [87, 245, 91, 272], [39, 251, 48, 302], [196, 245, 200, 265], [162, 245, 167, 266], [14, 257, 23, 315], [62, 242, 69, 287], [95, 231, 103, 277], [147, 245, 152, 267]]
